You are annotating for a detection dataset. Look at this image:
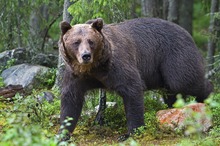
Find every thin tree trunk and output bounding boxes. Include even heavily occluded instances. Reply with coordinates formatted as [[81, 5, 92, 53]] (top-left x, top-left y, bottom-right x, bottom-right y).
[[157, 0, 163, 18], [17, 0, 23, 47], [63, 0, 73, 23], [179, 0, 194, 35], [163, 0, 169, 20], [7, 14, 13, 49], [167, 0, 179, 23], [141, 0, 156, 17], [207, 0, 220, 72], [141, 0, 163, 18], [29, 1, 41, 52], [131, 1, 138, 18], [54, 0, 73, 89]]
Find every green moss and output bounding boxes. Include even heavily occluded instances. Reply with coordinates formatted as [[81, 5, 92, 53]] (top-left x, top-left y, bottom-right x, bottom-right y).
[[206, 93, 220, 135], [1, 89, 220, 145]]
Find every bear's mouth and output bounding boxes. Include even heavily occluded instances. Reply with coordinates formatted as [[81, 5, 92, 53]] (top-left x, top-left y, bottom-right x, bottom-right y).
[[82, 60, 92, 64]]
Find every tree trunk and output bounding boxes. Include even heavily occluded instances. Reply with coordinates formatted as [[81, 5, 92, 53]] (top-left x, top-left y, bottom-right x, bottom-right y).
[[29, 8, 40, 38], [179, 0, 194, 35], [29, 2, 49, 52], [167, 0, 179, 23], [29, 2, 41, 52], [141, 0, 163, 18], [163, 0, 169, 20], [17, 0, 23, 47], [157, 0, 163, 18], [7, 14, 13, 50], [207, 0, 220, 72], [131, 1, 138, 18], [54, 0, 73, 89], [63, 0, 73, 23]]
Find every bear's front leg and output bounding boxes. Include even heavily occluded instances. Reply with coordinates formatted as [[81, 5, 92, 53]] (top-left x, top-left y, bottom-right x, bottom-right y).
[[116, 84, 145, 141], [59, 87, 84, 140], [59, 72, 87, 140]]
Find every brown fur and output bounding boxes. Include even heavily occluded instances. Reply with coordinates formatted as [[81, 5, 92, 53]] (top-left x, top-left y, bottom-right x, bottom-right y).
[[60, 22, 110, 75], [58, 18, 213, 140]]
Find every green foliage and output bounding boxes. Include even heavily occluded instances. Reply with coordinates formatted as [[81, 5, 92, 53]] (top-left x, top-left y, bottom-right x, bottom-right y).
[[57, 117, 76, 145], [172, 95, 212, 136], [206, 93, 220, 135], [193, 1, 210, 52], [0, 124, 58, 146], [176, 136, 220, 146], [81, 91, 166, 137], [168, 92, 220, 144], [143, 111, 159, 136], [0, 58, 15, 87], [141, 91, 167, 138], [1, 90, 220, 145], [103, 104, 126, 132], [82, 92, 127, 133], [35, 68, 57, 89], [0, 58, 15, 74], [41, 68, 57, 88], [184, 108, 212, 136], [68, 0, 133, 24], [0, 0, 63, 52], [0, 77, 5, 87], [10, 92, 59, 127], [0, 89, 62, 145], [173, 94, 196, 108], [208, 54, 220, 90], [144, 91, 167, 111]]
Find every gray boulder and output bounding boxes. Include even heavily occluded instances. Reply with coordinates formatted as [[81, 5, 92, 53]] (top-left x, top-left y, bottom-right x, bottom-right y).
[[0, 48, 58, 69], [0, 47, 29, 68], [0, 50, 10, 66], [31, 53, 58, 68], [1, 64, 50, 91]]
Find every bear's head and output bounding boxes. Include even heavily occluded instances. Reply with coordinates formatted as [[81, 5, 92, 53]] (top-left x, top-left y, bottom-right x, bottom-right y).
[[59, 18, 105, 74]]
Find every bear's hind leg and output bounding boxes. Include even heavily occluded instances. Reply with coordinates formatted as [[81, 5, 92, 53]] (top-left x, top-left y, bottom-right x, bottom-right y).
[[163, 93, 177, 108], [188, 79, 213, 103]]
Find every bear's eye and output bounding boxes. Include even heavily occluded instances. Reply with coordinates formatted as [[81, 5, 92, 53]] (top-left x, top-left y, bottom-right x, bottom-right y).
[[88, 39, 94, 46], [73, 40, 81, 46]]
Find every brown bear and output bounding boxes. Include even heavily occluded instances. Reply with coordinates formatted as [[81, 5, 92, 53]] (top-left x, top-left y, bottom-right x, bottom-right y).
[[59, 18, 213, 141]]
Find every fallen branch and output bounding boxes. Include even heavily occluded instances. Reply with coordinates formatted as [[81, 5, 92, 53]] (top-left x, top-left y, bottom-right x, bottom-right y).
[[0, 84, 24, 100]]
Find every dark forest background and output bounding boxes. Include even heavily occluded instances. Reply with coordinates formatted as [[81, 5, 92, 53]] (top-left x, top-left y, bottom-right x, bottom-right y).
[[1, 0, 220, 145], [1, 0, 220, 86]]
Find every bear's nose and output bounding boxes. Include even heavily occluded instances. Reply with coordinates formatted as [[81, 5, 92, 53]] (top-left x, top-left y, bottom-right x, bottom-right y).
[[82, 53, 91, 61]]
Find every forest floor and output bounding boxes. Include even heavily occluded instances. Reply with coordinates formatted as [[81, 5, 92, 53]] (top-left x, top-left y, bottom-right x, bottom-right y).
[[61, 126, 217, 146], [57, 122, 218, 146], [1, 93, 220, 146]]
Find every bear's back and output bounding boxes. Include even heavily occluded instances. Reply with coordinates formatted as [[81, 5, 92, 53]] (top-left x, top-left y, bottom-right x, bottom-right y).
[[102, 18, 205, 90], [104, 18, 196, 54]]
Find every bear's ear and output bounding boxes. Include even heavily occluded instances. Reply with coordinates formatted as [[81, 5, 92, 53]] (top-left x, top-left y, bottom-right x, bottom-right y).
[[91, 18, 103, 32], [60, 21, 72, 35]]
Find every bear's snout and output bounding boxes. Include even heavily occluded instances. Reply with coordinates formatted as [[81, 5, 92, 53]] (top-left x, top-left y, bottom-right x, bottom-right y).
[[82, 53, 91, 62]]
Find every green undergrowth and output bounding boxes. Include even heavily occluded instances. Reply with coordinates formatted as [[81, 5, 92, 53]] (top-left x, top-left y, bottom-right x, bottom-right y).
[[0, 89, 220, 145], [0, 88, 61, 146]]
